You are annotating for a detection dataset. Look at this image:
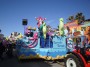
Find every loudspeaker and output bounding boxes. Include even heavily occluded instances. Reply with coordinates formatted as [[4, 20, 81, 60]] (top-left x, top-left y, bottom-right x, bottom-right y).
[[0, 29, 1, 32], [22, 19, 28, 25]]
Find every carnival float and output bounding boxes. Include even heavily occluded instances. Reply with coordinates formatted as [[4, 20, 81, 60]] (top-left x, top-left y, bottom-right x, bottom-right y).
[[15, 15, 90, 67]]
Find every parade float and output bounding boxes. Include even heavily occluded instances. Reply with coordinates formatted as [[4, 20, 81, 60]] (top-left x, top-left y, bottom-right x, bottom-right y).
[[64, 19, 90, 67], [16, 17, 90, 67], [16, 17, 67, 60]]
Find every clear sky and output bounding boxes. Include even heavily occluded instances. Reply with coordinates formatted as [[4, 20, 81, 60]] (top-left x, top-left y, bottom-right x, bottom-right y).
[[0, 0, 90, 37]]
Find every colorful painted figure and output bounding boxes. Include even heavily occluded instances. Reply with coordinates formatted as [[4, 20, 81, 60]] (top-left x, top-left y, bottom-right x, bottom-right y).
[[36, 17, 47, 47], [85, 26, 90, 45], [36, 17, 46, 28], [59, 18, 64, 36]]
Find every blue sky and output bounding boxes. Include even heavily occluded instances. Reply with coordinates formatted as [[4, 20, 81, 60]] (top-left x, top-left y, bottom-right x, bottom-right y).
[[0, 0, 90, 36]]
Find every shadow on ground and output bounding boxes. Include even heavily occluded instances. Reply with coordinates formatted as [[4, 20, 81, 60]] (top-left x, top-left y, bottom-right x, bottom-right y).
[[0, 57, 53, 67]]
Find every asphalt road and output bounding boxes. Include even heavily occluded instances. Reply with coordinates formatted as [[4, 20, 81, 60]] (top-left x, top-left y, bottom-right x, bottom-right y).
[[0, 56, 65, 67]]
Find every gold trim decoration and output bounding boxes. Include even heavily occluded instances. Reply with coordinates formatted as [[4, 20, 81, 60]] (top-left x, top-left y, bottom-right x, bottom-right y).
[[18, 54, 65, 60], [46, 56, 52, 60]]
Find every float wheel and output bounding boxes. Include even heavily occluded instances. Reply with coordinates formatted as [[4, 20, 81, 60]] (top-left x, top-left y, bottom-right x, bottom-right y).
[[64, 54, 82, 67]]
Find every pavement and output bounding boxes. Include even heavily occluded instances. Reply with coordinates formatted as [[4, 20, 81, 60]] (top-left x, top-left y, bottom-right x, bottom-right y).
[[0, 50, 65, 67], [0, 57, 65, 67]]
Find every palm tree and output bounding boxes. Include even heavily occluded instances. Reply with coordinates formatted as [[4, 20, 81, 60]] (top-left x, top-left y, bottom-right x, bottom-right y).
[[67, 16, 75, 22], [69, 16, 74, 22], [75, 12, 85, 24]]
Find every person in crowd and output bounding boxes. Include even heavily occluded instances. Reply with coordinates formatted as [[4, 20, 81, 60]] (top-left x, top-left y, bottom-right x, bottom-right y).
[[6, 40, 13, 58], [0, 40, 4, 60]]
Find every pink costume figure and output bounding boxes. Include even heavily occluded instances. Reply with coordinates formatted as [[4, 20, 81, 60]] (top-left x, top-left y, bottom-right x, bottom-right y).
[[36, 17, 46, 28]]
